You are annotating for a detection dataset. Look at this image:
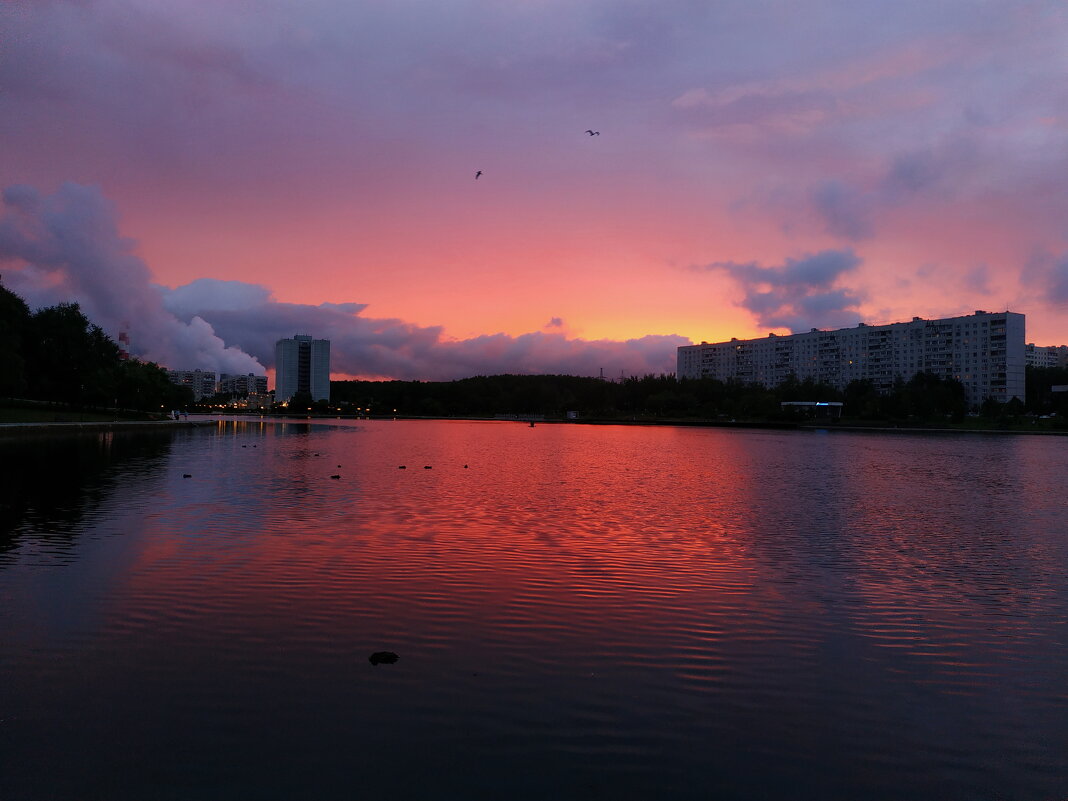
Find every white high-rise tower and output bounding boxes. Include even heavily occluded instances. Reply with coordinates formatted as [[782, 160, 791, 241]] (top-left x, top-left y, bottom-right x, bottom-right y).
[[275, 334, 331, 403]]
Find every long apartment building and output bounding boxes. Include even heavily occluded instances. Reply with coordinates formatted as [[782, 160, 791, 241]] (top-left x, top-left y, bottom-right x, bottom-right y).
[[166, 369, 268, 401], [1025, 343, 1068, 368], [677, 310, 1025, 408], [219, 373, 268, 395], [165, 369, 219, 401]]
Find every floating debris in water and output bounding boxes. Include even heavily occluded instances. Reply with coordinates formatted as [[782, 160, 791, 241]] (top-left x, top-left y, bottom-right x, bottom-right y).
[[398, 465, 406, 469], [330, 474, 340, 479], [182, 474, 191, 478], [369, 651, 399, 666]]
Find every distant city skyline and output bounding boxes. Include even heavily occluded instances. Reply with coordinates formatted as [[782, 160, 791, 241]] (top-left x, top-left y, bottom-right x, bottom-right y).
[[2, 2, 1067, 380]]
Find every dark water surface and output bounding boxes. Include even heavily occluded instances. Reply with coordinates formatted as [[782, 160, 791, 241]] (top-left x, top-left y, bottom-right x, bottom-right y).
[[1, 420, 1066, 800]]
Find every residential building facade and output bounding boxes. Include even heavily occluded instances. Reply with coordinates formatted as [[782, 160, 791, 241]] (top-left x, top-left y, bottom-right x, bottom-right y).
[[275, 334, 330, 402], [677, 310, 1026, 408], [1025, 343, 1068, 368], [219, 373, 269, 396], [165, 369, 218, 401]]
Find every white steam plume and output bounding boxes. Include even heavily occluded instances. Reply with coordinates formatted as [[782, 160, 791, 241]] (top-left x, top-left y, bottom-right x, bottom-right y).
[[0, 183, 263, 374]]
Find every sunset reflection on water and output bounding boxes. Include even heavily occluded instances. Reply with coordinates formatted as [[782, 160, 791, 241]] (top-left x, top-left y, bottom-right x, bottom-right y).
[[1, 420, 1066, 800]]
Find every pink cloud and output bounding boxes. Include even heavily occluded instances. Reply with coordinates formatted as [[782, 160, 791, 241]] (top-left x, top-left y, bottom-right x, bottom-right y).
[[2, 182, 687, 379], [1, 0, 1067, 355]]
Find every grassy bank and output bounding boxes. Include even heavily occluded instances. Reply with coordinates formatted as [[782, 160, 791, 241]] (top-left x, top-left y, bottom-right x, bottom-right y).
[[0, 399, 166, 424], [0, 408, 139, 424]]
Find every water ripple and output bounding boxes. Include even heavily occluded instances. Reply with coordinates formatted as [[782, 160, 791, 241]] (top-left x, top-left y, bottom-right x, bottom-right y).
[[1, 421, 1067, 799]]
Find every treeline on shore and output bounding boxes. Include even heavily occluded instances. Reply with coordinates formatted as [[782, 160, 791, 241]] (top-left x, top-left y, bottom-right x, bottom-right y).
[[5, 280, 1066, 427], [0, 285, 192, 415], [332, 369, 1068, 426]]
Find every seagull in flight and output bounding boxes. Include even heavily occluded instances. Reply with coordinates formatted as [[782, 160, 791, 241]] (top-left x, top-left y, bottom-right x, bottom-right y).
[[585, 130, 600, 136], [475, 170, 482, 179]]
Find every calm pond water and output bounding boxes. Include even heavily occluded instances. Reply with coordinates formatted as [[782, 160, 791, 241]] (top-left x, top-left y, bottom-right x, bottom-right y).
[[1, 419, 1066, 800]]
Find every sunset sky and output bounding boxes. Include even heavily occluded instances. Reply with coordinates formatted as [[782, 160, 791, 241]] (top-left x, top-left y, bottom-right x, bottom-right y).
[[2, 0, 1066, 379]]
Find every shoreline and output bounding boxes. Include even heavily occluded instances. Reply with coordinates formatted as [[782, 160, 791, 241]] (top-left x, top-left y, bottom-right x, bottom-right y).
[[574, 418, 1068, 436], [0, 419, 217, 437], [2, 415, 1065, 438], [195, 413, 1068, 436], [803, 422, 1068, 436]]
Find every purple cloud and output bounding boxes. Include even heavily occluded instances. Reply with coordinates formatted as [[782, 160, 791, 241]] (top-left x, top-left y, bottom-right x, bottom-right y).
[[3, 1, 1067, 349], [1048, 254, 1068, 305], [168, 290, 685, 379], [161, 278, 276, 318], [2, 182, 686, 379], [698, 249, 865, 332], [811, 180, 874, 241], [963, 264, 993, 295], [0, 183, 263, 374]]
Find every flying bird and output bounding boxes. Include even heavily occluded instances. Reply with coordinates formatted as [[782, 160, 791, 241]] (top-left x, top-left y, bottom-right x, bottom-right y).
[[585, 130, 600, 136], [475, 170, 482, 179]]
